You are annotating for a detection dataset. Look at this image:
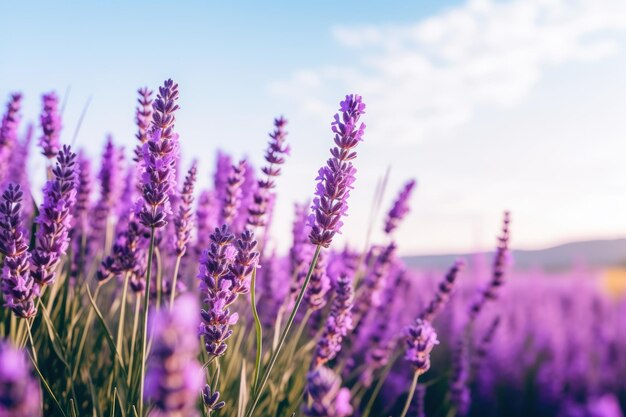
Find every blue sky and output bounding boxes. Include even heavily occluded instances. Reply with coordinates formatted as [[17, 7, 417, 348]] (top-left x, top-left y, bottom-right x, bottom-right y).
[[2, 0, 626, 255]]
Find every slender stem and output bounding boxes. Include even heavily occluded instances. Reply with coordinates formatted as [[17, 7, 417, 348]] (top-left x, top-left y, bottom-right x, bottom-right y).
[[249, 268, 262, 393], [116, 272, 131, 359], [361, 353, 399, 417], [245, 245, 322, 417], [139, 228, 156, 417], [169, 255, 182, 310], [400, 371, 420, 417], [26, 319, 38, 364], [127, 295, 142, 386]]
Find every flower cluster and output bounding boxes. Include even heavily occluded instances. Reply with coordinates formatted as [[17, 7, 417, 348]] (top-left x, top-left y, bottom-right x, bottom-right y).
[[247, 117, 289, 228], [309, 95, 365, 248], [145, 295, 203, 417], [31, 145, 78, 287], [0, 93, 22, 182], [405, 319, 439, 375], [384, 179, 416, 235], [137, 79, 180, 229], [38, 92, 62, 160], [0, 342, 42, 417], [174, 161, 197, 257], [420, 259, 465, 322], [221, 160, 246, 228], [134, 87, 153, 163], [0, 185, 38, 318], [303, 366, 352, 417]]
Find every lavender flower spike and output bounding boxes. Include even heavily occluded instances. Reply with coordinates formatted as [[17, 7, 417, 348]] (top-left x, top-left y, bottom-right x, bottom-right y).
[[247, 117, 289, 228], [174, 161, 197, 257], [31, 145, 78, 287], [404, 319, 439, 376], [470, 211, 511, 320], [313, 274, 354, 367], [221, 160, 246, 228], [0, 184, 38, 318], [384, 179, 416, 235], [309, 94, 366, 248], [0, 342, 42, 417], [134, 87, 154, 163], [39, 92, 62, 160], [198, 225, 238, 358], [419, 259, 465, 322], [228, 229, 260, 295], [144, 294, 203, 417], [138, 79, 180, 230], [303, 366, 353, 417], [0, 93, 23, 182]]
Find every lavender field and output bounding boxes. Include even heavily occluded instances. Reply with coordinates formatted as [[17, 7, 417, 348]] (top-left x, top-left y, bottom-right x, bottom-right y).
[[0, 79, 623, 417]]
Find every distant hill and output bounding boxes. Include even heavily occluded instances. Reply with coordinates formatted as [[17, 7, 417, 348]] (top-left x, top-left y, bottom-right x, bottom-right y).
[[402, 238, 626, 271]]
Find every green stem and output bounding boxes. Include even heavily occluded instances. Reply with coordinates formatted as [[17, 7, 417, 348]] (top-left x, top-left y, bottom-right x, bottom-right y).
[[249, 268, 262, 393], [169, 255, 182, 310], [72, 286, 101, 380], [399, 371, 420, 417], [127, 295, 141, 386], [116, 272, 131, 360], [245, 245, 322, 417], [361, 353, 399, 417], [139, 228, 156, 417]]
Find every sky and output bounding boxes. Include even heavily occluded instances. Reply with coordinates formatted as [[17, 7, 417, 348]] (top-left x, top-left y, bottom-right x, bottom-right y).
[[2, 0, 626, 255]]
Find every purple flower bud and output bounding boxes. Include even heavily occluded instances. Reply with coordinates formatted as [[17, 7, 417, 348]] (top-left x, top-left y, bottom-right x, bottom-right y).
[[470, 211, 511, 320], [198, 225, 239, 359], [384, 179, 416, 235], [0, 342, 42, 417], [174, 161, 197, 257], [420, 259, 464, 322], [38, 92, 62, 160], [221, 160, 246, 228], [247, 117, 289, 229], [303, 366, 353, 417], [73, 151, 93, 229], [404, 319, 439, 375], [137, 79, 180, 230], [202, 384, 225, 412], [0, 184, 38, 318], [353, 242, 396, 323], [31, 145, 78, 287], [306, 251, 330, 311], [91, 136, 124, 248], [195, 190, 218, 258], [228, 229, 259, 295], [134, 87, 153, 162], [450, 338, 471, 416], [313, 274, 354, 367], [145, 294, 203, 416], [0, 93, 23, 182], [308, 95, 365, 248]]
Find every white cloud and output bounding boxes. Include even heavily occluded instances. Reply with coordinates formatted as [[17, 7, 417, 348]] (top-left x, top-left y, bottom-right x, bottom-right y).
[[271, 0, 626, 145]]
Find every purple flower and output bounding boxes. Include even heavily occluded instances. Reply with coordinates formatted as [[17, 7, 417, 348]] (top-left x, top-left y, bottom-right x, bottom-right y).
[[4, 126, 32, 222], [0, 342, 42, 417], [303, 366, 352, 417], [97, 218, 146, 288], [288, 202, 314, 305], [202, 384, 225, 413], [247, 117, 289, 229], [470, 211, 511, 320], [228, 229, 259, 295], [213, 151, 232, 215], [195, 190, 218, 258], [221, 160, 246, 228], [31, 145, 78, 287], [198, 225, 238, 358], [353, 242, 396, 322], [73, 151, 93, 229], [384, 179, 416, 235], [309, 95, 365, 248], [0, 94, 23, 182], [137, 79, 180, 230], [174, 161, 197, 257], [91, 136, 124, 247], [404, 319, 438, 376], [450, 338, 471, 416], [420, 259, 464, 322], [38, 92, 62, 160], [0, 184, 38, 318], [134, 87, 154, 163], [145, 294, 203, 417], [306, 251, 330, 311], [313, 274, 354, 367]]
